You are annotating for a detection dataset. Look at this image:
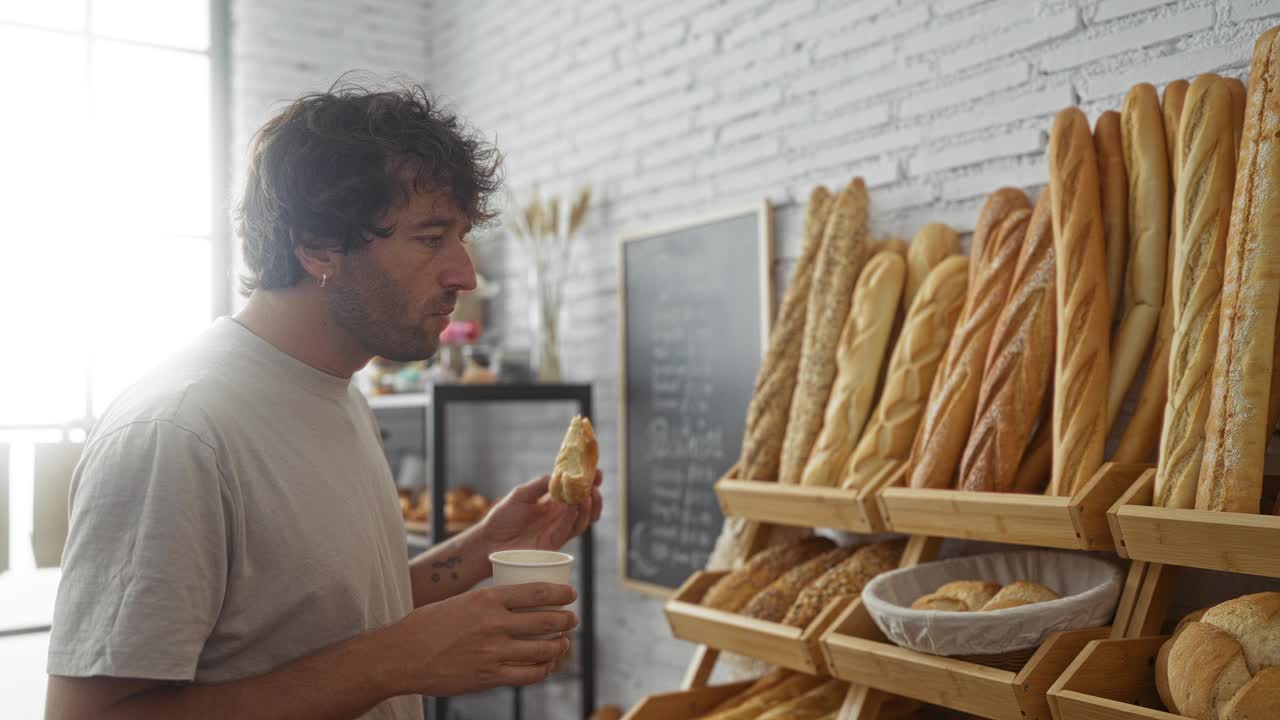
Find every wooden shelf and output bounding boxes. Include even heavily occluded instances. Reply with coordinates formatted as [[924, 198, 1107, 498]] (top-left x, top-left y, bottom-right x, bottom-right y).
[[663, 570, 852, 675], [1109, 468, 1280, 577], [819, 599, 1110, 720], [620, 681, 753, 720], [876, 462, 1145, 550], [1048, 636, 1186, 720], [714, 477, 890, 533]]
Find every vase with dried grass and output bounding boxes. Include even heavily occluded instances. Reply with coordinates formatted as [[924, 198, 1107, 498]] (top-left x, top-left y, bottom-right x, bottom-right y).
[[506, 185, 591, 382]]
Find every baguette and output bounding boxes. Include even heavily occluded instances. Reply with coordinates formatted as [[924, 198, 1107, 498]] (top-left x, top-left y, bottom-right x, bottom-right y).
[[1113, 83, 1189, 463], [906, 223, 961, 307], [968, 188, 1032, 291], [1095, 110, 1129, 322], [960, 191, 1056, 493], [908, 201, 1028, 490], [782, 540, 906, 628], [845, 257, 969, 491], [755, 680, 847, 720], [1227, 75, 1247, 157], [1198, 30, 1280, 514], [740, 545, 857, 621], [779, 178, 871, 485], [1154, 75, 1235, 509], [697, 673, 826, 720], [700, 669, 793, 716], [801, 252, 906, 486], [1107, 83, 1172, 428], [1048, 108, 1113, 497], [702, 537, 835, 612]]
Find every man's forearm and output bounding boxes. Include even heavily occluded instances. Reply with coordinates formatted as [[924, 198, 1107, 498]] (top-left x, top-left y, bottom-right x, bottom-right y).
[[408, 524, 492, 607], [49, 625, 406, 720]]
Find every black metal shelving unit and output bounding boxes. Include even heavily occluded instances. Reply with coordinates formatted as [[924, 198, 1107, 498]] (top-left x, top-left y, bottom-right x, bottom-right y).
[[372, 383, 596, 720]]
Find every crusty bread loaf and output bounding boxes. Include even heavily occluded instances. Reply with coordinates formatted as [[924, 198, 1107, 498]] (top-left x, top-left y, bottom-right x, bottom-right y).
[[780, 178, 872, 485], [845, 257, 969, 490], [1200, 592, 1280, 670], [906, 223, 961, 308], [1156, 608, 1208, 714], [782, 540, 906, 628], [698, 672, 826, 720], [702, 537, 835, 612], [741, 545, 857, 622], [980, 581, 1061, 610], [1163, 593, 1280, 720], [969, 188, 1032, 291], [1163, 79, 1190, 182], [1198, 30, 1280, 514], [1168, 620, 1252, 720], [1095, 110, 1129, 323], [755, 679, 847, 720], [911, 580, 1001, 611], [960, 191, 1056, 493], [701, 669, 794, 716], [1227, 75, 1247, 157], [909, 200, 1028, 490], [731, 186, 833, 484], [1108, 83, 1172, 429], [550, 415, 598, 504], [1154, 75, 1235, 509], [1048, 107, 1113, 497], [801, 252, 905, 487]]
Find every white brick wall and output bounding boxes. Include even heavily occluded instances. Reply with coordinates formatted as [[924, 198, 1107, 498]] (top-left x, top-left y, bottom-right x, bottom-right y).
[[425, 0, 1280, 714]]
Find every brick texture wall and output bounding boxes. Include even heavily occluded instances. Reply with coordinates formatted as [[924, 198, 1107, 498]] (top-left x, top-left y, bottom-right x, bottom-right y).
[[425, 0, 1280, 715]]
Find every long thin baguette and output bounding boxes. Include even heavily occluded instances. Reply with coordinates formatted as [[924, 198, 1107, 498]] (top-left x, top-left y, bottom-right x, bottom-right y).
[[908, 201, 1028, 490], [700, 669, 793, 716], [906, 223, 961, 308], [1096, 111, 1129, 322], [959, 191, 1056, 493], [1048, 107, 1112, 497], [1154, 75, 1235, 509], [697, 673, 826, 720], [1106, 84, 1172, 429], [1198, 30, 1280, 513], [755, 680, 847, 720], [968, 188, 1031, 291], [801, 252, 905, 486], [845, 257, 969, 490], [779, 178, 871, 485]]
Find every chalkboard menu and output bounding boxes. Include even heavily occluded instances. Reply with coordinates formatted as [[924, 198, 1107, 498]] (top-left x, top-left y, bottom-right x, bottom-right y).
[[619, 203, 773, 595]]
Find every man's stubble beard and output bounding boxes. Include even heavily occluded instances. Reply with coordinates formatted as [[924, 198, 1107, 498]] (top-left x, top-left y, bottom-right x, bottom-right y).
[[325, 266, 439, 363]]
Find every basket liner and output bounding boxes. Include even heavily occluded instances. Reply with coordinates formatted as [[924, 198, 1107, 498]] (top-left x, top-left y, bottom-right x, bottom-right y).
[[861, 550, 1123, 656]]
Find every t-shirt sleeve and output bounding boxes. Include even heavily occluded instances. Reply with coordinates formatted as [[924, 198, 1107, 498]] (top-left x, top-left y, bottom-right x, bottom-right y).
[[47, 419, 231, 681]]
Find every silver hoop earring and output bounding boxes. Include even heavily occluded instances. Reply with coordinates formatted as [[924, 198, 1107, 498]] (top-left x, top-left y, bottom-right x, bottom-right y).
[[320, 273, 328, 288]]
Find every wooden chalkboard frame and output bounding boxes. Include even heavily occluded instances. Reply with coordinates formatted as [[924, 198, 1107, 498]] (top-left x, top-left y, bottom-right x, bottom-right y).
[[617, 201, 774, 597]]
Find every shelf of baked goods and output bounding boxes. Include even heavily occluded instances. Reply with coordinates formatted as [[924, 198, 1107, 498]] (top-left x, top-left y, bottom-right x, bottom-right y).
[[1108, 467, 1280, 578], [814, 534, 1143, 720], [399, 486, 492, 536], [1047, 557, 1280, 720], [664, 536, 912, 674]]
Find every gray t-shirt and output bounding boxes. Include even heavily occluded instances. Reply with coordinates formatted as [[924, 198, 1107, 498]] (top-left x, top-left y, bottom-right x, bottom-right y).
[[48, 318, 422, 720]]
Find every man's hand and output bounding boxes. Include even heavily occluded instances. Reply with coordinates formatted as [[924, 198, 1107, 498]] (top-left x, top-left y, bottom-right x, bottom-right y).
[[481, 470, 603, 555], [381, 583, 579, 696]]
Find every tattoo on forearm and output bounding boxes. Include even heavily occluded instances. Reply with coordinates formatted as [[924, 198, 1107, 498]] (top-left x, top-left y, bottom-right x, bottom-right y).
[[430, 555, 463, 583]]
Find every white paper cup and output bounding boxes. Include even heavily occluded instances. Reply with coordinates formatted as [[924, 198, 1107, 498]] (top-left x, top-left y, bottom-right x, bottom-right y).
[[489, 550, 575, 640]]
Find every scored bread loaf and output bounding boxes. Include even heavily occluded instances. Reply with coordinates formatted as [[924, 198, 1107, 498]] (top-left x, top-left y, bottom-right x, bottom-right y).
[[1163, 80, 1190, 183], [801, 252, 906, 487], [908, 198, 1029, 490], [730, 186, 833, 484], [782, 540, 906, 628], [969, 188, 1032, 291], [1154, 75, 1235, 509], [845, 257, 969, 491], [697, 672, 826, 720], [906, 223, 961, 307], [755, 679, 847, 720], [911, 580, 1001, 611], [1095, 110, 1129, 322], [779, 178, 872, 485], [1048, 107, 1113, 497], [741, 545, 857, 621], [960, 191, 1056, 493], [980, 581, 1061, 610], [1198, 30, 1280, 514], [1227, 76, 1247, 157], [1108, 83, 1172, 428], [702, 537, 835, 613]]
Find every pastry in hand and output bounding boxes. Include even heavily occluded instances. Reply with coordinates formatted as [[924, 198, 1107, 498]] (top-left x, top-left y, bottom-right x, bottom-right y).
[[911, 580, 1001, 611], [980, 581, 1060, 610], [550, 415, 598, 504]]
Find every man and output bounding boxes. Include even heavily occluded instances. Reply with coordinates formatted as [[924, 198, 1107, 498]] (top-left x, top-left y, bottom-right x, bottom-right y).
[[45, 83, 602, 720]]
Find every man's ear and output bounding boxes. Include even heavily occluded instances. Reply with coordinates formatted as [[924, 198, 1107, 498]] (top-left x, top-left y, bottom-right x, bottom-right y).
[[291, 231, 340, 286]]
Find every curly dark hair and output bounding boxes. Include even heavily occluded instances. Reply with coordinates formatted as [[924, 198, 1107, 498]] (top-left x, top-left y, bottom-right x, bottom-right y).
[[237, 79, 502, 293]]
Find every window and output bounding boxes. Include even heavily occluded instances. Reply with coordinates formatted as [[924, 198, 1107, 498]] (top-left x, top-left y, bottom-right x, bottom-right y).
[[0, 1, 225, 576]]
